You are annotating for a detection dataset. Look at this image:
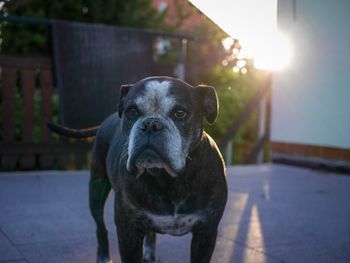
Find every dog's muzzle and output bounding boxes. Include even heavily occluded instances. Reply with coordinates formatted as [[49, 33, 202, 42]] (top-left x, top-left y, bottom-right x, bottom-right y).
[[127, 117, 180, 178]]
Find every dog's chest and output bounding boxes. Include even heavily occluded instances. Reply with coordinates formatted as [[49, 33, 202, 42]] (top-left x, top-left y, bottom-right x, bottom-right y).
[[131, 176, 205, 235], [144, 211, 203, 236]]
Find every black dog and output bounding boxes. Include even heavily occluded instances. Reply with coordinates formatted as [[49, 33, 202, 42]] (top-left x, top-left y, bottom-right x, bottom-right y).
[[49, 76, 227, 263]]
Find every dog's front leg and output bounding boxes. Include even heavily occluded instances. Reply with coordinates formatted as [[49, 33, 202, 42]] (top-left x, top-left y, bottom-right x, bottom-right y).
[[115, 212, 145, 263], [143, 231, 156, 263], [116, 223, 145, 263], [190, 228, 218, 263]]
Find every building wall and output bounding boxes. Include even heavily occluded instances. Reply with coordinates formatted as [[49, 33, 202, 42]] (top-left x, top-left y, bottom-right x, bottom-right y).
[[271, 0, 350, 150]]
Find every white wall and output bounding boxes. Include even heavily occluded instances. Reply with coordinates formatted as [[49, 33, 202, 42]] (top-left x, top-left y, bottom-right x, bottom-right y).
[[271, 0, 350, 149]]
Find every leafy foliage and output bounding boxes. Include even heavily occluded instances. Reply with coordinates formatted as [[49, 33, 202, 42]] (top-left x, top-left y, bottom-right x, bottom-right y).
[[181, 18, 269, 163], [0, 0, 168, 54]]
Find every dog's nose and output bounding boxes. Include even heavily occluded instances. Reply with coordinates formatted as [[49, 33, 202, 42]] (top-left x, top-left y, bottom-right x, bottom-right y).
[[140, 119, 164, 133]]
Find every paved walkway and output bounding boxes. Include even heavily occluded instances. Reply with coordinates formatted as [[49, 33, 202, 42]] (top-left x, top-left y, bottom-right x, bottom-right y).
[[0, 164, 350, 263]]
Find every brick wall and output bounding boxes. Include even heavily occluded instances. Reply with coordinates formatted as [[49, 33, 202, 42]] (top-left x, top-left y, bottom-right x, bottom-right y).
[[270, 141, 350, 171]]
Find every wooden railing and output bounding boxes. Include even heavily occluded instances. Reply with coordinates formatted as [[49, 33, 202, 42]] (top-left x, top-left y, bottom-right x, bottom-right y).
[[219, 74, 272, 165], [0, 54, 91, 170]]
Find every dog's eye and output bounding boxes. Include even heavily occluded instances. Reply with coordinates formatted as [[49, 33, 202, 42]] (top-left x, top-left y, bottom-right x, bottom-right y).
[[125, 108, 139, 119], [174, 109, 187, 119]]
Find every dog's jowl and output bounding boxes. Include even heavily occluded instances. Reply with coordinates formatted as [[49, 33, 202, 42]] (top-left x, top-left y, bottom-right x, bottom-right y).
[[49, 76, 227, 263]]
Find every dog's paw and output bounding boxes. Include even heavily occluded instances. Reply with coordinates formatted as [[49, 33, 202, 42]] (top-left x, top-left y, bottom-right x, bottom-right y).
[[143, 259, 156, 263], [143, 254, 156, 263]]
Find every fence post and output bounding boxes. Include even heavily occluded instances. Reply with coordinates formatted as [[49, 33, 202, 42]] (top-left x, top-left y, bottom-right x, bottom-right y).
[[225, 140, 233, 166], [20, 69, 36, 169], [177, 38, 187, 80], [257, 95, 267, 164], [257, 73, 272, 164], [1, 67, 17, 169]]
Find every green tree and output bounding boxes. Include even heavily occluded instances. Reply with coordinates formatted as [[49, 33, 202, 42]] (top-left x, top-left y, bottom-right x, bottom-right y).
[[180, 16, 268, 163], [0, 0, 168, 54]]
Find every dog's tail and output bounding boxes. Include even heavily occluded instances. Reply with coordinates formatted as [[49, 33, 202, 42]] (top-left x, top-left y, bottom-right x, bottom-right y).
[[47, 122, 99, 139]]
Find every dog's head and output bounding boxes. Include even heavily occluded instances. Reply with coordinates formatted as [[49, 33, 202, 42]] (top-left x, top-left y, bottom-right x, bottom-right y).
[[118, 76, 218, 178]]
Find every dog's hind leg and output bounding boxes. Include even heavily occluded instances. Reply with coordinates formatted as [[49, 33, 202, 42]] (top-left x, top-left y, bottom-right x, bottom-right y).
[[89, 167, 112, 263], [143, 231, 157, 263]]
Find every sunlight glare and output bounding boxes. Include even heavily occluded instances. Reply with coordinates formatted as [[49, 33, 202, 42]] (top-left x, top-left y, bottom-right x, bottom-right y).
[[243, 205, 266, 262], [253, 31, 293, 71], [222, 37, 234, 51], [237, 60, 246, 68], [188, 0, 293, 71], [233, 66, 240, 73], [214, 192, 249, 262], [232, 48, 239, 55]]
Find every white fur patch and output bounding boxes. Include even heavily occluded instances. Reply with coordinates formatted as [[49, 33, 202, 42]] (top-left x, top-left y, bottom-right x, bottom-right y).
[[145, 212, 202, 236], [165, 117, 187, 171], [143, 245, 154, 262], [127, 117, 143, 171], [135, 80, 176, 115]]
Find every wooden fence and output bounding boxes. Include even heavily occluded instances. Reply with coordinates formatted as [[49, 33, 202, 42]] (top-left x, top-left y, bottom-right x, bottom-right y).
[[0, 54, 92, 170], [0, 53, 270, 170]]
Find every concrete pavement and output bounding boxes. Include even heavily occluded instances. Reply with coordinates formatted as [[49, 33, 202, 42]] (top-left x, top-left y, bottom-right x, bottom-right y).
[[0, 164, 349, 263]]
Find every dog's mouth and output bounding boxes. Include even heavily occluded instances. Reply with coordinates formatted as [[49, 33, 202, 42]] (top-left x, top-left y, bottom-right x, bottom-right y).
[[127, 147, 178, 178]]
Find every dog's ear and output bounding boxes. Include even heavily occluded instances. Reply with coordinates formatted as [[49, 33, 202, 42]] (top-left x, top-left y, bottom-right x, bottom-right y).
[[195, 85, 219, 125], [118, 84, 132, 117]]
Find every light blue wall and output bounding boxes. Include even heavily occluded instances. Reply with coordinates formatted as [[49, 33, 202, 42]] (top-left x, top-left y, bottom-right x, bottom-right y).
[[271, 0, 350, 149]]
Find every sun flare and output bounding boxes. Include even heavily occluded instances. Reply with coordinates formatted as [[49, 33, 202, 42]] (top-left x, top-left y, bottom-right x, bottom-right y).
[[189, 0, 294, 71], [252, 31, 293, 71]]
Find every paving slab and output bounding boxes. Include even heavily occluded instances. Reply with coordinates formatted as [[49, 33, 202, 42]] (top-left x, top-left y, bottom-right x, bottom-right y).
[[0, 229, 23, 261], [0, 202, 95, 245], [0, 261, 28, 263], [1, 164, 350, 263], [17, 237, 119, 263]]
